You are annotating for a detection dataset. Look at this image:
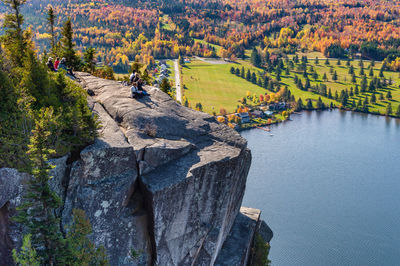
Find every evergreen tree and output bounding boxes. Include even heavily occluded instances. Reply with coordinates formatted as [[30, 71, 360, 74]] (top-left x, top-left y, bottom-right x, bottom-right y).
[[160, 78, 171, 95], [285, 67, 290, 75], [240, 67, 245, 78], [296, 97, 303, 111], [359, 59, 364, 68], [379, 68, 384, 78], [47, 6, 56, 53], [61, 17, 80, 69], [179, 55, 184, 65], [83, 47, 96, 73], [386, 102, 392, 116], [306, 98, 313, 109], [337, 59, 341, 65], [304, 78, 310, 90], [64, 209, 108, 265], [332, 71, 338, 81], [230, 66, 235, 74], [12, 234, 39, 266], [368, 67, 374, 77], [235, 68, 240, 76], [379, 93, 384, 101], [323, 73, 328, 81], [251, 72, 257, 84], [350, 87, 354, 96], [315, 57, 319, 64], [328, 88, 333, 99], [263, 76, 269, 89], [317, 97, 324, 109], [359, 67, 364, 76], [325, 58, 330, 65], [14, 108, 66, 265], [396, 104, 400, 117], [386, 90, 392, 100], [370, 93, 376, 104], [334, 91, 339, 100], [361, 75, 367, 92], [354, 85, 359, 95], [346, 60, 351, 67], [250, 48, 262, 67], [348, 65, 354, 75], [351, 74, 356, 83], [362, 98, 369, 112], [1, 0, 30, 67], [246, 69, 251, 81]]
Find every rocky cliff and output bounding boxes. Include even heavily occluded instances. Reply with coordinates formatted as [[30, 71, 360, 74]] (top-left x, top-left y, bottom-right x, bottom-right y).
[[0, 73, 271, 265]]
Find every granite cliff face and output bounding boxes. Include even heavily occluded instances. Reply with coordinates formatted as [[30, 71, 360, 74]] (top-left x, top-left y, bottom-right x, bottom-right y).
[[0, 73, 271, 265]]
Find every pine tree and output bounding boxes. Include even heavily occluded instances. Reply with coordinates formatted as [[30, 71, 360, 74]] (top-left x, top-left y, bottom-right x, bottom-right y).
[[359, 67, 364, 76], [368, 67, 374, 77], [250, 47, 261, 67], [348, 65, 354, 75], [315, 57, 319, 64], [325, 58, 330, 65], [396, 104, 400, 117], [1, 0, 30, 67], [230, 66, 235, 74], [61, 17, 80, 69], [354, 85, 359, 95], [379, 93, 384, 101], [317, 97, 324, 109], [328, 88, 333, 99], [246, 69, 251, 81], [386, 90, 392, 100], [306, 98, 313, 109], [160, 78, 171, 94], [240, 67, 245, 78], [251, 72, 257, 83], [361, 76, 367, 92], [12, 234, 39, 266], [332, 71, 338, 81], [337, 59, 341, 65], [296, 97, 303, 111], [362, 98, 369, 112], [64, 209, 108, 265], [386, 102, 392, 116], [370, 93, 376, 104], [346, 60, 351, 67], [14, 108, 66, 265], [323, 73, 328, 81], [47, 6, 56, 54], [83, 47, 96, 73]]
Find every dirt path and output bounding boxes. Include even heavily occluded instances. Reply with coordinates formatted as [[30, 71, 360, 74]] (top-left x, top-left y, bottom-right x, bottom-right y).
[[174, 59, 182, 103]]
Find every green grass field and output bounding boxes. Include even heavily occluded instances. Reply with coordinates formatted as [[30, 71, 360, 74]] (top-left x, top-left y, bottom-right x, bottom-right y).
[[181, 56, 400, 116]]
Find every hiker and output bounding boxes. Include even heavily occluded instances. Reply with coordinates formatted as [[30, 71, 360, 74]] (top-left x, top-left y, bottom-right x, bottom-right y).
[[54, 57, 60, 70], [129, 70, 140, 84], [130, 80, 148, 98], [47, 57, 57, 72], [58, 57, 76, 79]]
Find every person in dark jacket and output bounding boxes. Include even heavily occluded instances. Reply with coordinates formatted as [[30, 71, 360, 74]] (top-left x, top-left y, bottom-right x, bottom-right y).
[[58, 57, 76, 78], [47, 57, 57, 72]]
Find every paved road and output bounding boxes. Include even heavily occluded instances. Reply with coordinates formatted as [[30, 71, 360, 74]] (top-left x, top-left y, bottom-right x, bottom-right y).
[[174, 59, 182, 102]]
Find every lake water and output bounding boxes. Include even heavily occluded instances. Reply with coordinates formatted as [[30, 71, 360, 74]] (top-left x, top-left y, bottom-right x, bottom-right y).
[[241, 110, 400, 266]]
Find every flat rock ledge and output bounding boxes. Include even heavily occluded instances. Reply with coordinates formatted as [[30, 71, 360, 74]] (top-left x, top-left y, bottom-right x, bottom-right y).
[[0, 72, 272, 265]]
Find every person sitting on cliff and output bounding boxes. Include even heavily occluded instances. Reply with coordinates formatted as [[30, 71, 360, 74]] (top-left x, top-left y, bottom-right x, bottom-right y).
[[130, 79, 149, 99], [47, 57, 57, 72], [58, 57, 77, 79], [129, 70, 140, 85], [54, 57, 60, 71]]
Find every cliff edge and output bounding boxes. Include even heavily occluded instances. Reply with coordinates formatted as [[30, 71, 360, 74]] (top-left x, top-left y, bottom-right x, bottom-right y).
[[0, 73, 271, 265]]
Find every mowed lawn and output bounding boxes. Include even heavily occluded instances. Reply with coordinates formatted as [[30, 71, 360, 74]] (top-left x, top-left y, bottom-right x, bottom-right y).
[[181, 57, 400, 115], [182, 60, 268, 113], [182, 59, 338, 114]]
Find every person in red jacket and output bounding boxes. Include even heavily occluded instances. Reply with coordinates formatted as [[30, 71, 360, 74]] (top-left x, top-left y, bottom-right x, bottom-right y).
[[54, 57, 60, 70]]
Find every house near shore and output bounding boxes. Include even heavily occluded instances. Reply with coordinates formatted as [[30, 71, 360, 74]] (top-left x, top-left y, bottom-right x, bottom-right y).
[[237, 112, 251, 123], [268, 102, 287, 111], [250, 110, 264, 118]]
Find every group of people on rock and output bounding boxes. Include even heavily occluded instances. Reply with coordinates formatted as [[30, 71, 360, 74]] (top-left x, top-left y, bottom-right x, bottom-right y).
[[129, 70, 148, 98], [47, 57, 77, 79]]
